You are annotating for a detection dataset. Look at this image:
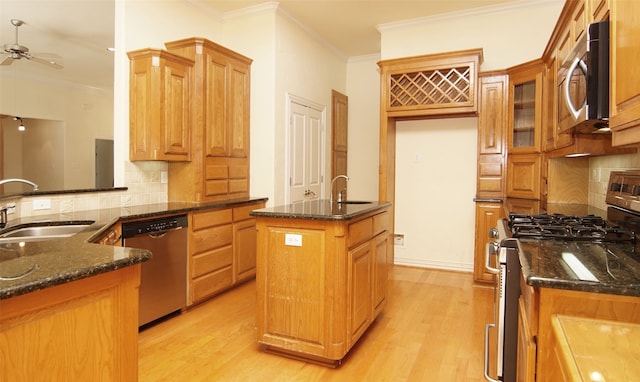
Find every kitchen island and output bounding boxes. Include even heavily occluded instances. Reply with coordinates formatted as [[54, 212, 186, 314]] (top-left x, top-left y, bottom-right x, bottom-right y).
[[251, 199, 391, 366]]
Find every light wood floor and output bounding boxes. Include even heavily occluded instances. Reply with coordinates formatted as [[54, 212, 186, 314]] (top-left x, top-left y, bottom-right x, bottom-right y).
[[138, 266, 495, 381]]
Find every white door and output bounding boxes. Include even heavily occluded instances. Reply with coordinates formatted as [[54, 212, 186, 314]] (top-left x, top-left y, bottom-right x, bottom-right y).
[[288, 98, 325, 203]]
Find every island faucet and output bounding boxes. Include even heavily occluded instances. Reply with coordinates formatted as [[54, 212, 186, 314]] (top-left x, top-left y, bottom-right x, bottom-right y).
[[330, 175, 349, 204], [0, 178, 39, 191]]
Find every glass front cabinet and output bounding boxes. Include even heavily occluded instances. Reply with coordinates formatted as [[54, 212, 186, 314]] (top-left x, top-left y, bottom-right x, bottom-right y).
[[507, 60, 544, 200]]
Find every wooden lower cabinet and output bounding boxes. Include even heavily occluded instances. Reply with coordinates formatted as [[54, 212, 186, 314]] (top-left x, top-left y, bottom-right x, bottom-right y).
[[255, 208, 390, 365], [473, 202, 504, 283], [517, 277, 640, 381], [93, 222, 122, 246], [188, 201, 264, 305], [0, 266, 141, 382]]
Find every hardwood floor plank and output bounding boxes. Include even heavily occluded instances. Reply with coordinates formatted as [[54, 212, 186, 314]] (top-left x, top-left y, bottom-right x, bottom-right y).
[[139, 266, 494, 381]]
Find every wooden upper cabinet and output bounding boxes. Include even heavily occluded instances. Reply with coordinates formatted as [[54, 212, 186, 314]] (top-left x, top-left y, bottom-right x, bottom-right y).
[[507, 60, 544, 154], [589, 0, 609, 21], [165, 38, 253, 202], [609, 0, 640, 146], [165, 39, 252, 159], [378, 49, 483, 118], [128, 49, 194, 161], [476, 72, 508, 198]]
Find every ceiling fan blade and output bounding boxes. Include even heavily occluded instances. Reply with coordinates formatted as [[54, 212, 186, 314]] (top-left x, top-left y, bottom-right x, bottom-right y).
[[0, 54, 15, 66], [27, 55, 64, 69]]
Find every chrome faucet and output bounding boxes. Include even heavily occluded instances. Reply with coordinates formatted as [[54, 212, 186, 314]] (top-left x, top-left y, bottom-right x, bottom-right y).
[[329, 175, 349, 204], [0, 203, 15, 229], [0, 178, 39, 191]]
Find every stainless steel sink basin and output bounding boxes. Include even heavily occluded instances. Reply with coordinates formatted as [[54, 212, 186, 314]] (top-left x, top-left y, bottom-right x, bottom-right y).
[[0, 223, 94, 244]]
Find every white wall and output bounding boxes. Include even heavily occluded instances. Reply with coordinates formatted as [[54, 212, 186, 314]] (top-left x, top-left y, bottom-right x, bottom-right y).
[[345, 55, 381, 201], [350, 1, 564, 270]]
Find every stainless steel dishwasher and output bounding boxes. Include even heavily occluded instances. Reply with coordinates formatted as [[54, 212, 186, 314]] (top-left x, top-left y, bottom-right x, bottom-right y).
[[122, 215, 188, 327]]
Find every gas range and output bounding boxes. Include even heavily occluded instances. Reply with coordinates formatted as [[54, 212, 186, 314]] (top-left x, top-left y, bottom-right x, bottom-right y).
[[508, 212, 636, 242]]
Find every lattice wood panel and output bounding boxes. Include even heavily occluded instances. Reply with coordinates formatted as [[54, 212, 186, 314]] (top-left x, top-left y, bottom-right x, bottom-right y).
[[379, 49, 483, 117], [389, 66, 471, 108]]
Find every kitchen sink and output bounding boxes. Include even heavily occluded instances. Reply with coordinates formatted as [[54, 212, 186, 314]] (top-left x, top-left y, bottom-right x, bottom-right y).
[[0, 223, 94, 244]]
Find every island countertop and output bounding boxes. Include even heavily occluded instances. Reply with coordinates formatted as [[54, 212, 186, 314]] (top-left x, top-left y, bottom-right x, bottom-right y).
[[0, 197, 267, 300], [250, 199, 391, 220]]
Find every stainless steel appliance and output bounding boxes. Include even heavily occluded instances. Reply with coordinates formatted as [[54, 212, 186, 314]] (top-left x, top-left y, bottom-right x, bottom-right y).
[[558, 20, 609, 134], [122, 215, 188, 327], [483, 170, 640, 382]]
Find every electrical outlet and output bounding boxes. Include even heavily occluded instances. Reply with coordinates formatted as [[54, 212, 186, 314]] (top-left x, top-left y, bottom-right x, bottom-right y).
[[32, 199, 52, 210], [161, 171, 168, 184], [394, 234, 405, 246], [285, 233, 303, 247]]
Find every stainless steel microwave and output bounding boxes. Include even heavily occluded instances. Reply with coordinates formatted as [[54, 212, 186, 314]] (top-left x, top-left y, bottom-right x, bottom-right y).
[[557, 20, 610, 134]]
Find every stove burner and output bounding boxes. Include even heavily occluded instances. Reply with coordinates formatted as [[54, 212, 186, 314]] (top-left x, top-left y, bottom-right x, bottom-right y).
[[508, 213, 636, 242]]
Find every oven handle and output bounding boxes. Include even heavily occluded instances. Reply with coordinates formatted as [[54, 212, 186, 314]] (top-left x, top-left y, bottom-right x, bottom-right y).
[[484, 323, 500, 382], [485, 241, 500, 274]]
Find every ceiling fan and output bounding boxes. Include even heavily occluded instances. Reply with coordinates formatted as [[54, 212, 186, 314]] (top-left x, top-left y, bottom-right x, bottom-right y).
[[1, 19, 63, 69]]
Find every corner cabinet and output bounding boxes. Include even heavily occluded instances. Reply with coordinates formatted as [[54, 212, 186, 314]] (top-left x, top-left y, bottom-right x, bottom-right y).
[[255, 207, 390, 366], [165, 38, 253, 202], [609, 0, 640, 146], [378, 49, 483, 118], [128, 49, 194, 162]]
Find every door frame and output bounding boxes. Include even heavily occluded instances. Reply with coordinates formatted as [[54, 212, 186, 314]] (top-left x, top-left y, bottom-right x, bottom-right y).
[[284, 93, 327, 204]]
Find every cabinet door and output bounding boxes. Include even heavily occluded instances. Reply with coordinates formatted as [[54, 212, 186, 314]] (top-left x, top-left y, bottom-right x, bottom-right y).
[[517, 298, 537, 382], [233, 218, 257, 282], [204, 51, 251, 158], [609, 0, 640, 146], [473, 202, 503, 283], [508, 63, 543, 153], [128, 49, 192, 162], [372, 231, 389, 316], [507, 153, 541, 199], [348, 241, 372, 345], [95, 223, 122, 246]]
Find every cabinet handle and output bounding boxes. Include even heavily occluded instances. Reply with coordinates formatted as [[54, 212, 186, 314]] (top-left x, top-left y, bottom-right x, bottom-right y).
[[485, 241, 500, 274]]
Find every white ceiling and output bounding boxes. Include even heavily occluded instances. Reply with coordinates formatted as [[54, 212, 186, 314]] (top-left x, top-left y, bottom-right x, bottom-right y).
[[0, 0, 516, 90]]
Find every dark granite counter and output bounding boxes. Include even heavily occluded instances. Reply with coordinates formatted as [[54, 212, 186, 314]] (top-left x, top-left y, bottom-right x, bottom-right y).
[[0, 197, 267, 300], [505, 202, 640, 297], [518, 239, 640, 297], [250, 199, 391, 220]]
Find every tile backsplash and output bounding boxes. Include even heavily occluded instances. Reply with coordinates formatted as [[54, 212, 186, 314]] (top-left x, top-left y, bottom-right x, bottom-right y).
[[2, 160, 168, 223], [588, 153, 640, 210]]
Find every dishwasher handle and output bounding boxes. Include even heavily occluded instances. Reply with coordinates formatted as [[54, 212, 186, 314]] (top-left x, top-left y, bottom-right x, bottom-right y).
[[121, 215, 188, 239], [148, 226, 183, 239]]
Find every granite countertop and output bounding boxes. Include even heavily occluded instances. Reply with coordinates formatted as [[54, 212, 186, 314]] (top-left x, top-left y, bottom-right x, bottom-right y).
[[250, 199, 391, 221], [518, 239, 640, 297], [0, 197, 267, 300], [509, 203, 640, 297], [551, 315, 640, 381]]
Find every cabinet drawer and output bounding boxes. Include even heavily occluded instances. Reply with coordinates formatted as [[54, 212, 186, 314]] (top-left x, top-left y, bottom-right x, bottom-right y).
[[373, 211, 389, 235], [191, 209, 232, 230], [192, 267, 233, 302], [349, 217, 373, 248], [233, 203, 260, 221], [191, 224, 233, 254], [192, 246, 233, 278]]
